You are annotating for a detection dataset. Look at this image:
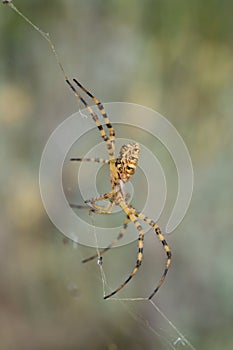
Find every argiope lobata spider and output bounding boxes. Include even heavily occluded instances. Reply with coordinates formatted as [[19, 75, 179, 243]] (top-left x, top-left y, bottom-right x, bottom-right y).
[[3, 0, 171, 301], [67, 78, 172, 300]]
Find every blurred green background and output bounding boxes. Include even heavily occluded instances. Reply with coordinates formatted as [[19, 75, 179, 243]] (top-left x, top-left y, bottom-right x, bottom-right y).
[[0, 0, 233, 349]]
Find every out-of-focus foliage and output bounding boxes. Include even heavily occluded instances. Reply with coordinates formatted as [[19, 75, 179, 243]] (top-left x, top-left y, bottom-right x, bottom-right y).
[[0, 0, 232, 349]]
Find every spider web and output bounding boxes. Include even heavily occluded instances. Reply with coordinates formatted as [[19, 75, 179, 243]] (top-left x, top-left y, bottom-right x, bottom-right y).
[[85, 213, 196, 350]]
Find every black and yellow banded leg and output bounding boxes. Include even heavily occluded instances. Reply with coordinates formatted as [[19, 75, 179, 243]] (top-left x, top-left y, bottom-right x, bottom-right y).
[[104, 213, 145, 299], [134, 211, 171, 300], [66, 79, 113, 156], [73, 78, 115, 144], [66, 79, 115, 161], [70, 203, 102, 214], [70, 157, 110, 164], [71, 192, 115, 213], [89, 201, 115, 213], [70, 203, 114, 215], [84, 192, 111, 204], [82, 215, 130, 263]]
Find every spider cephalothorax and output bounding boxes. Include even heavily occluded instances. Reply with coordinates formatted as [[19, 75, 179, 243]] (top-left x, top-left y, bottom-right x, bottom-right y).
[[115, 143, 140, 183]]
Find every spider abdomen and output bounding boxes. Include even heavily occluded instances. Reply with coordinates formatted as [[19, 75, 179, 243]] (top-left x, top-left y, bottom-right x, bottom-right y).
[[116, 143, 140, 182]]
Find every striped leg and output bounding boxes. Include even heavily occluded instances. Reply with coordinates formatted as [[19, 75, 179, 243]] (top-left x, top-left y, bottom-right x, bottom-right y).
[[134, 211, 171, 300], [66, 79, 115, 161], [84, 192, 110, 205], [70, 191, 115, 214], [82, 215, 130, 263], [70, 157, 110, 164], [103, 212, 144, 299], [70, 203, 114, 215], [89, 201, 115, 212], [73, 79, 115, 145]]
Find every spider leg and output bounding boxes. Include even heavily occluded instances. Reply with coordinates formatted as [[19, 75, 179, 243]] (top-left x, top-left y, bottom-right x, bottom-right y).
[[73, 79, 115, 145], [70, 203, 114, 215], [84, 192, 110, 204], [103, 210, 145, 300], [70, 157, 110, 164], [83, 193, 114, 212], [70, 191, 115, 213], [66, 79, 115, 161], [133, 210, 171, 300], [82, 215, 130, 263], [89, 201, 115, 212]]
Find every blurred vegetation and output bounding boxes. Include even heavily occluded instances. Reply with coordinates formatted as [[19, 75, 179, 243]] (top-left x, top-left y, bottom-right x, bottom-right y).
[[0, 0, 233, 349]]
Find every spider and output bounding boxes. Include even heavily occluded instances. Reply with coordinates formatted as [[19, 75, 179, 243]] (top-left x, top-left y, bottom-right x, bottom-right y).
[[67, 78, 171, 300], [3, 0, 171, 301]]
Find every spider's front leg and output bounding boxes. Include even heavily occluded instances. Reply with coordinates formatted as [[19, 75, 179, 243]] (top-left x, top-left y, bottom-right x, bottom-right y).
[[66, 78, 116, 161]]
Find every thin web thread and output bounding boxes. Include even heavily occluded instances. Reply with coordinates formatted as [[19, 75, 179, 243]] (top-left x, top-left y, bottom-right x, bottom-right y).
[[89, 213, 108, 297], [89, 214, 195, 349], [5, 1, 86, 118], [90, 215, 196, 350], [6, 2, 67, 79], [89, 218, 175, 349]]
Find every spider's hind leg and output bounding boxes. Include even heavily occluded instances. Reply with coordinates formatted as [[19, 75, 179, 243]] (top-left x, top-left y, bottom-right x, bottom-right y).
[[103, 210, 145, 300], [134, 211, 171, 300], [82, 215, 130, 263]]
